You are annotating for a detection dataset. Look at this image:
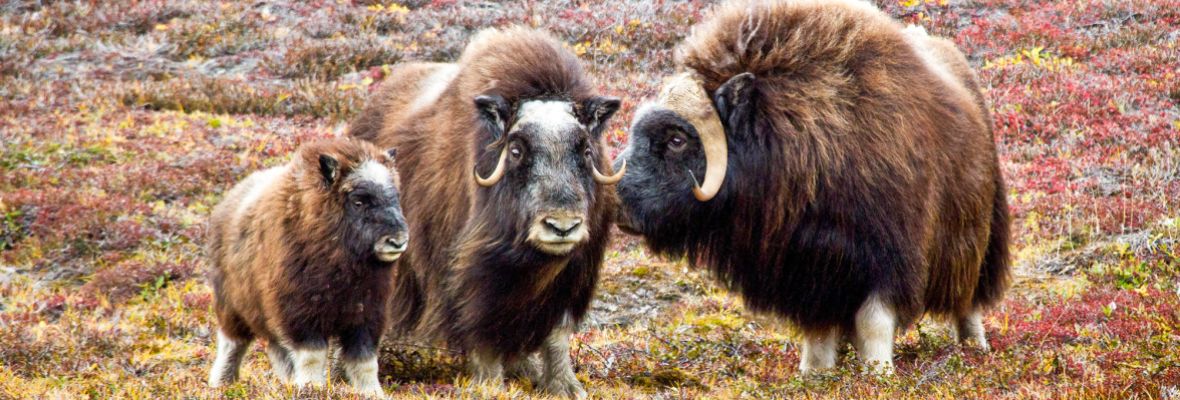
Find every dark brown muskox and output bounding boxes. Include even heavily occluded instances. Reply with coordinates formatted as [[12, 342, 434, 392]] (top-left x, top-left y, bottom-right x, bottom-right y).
[[614, 0, 1010, 374], [206, 138, 409, 397], [348, 27, 621, 397]]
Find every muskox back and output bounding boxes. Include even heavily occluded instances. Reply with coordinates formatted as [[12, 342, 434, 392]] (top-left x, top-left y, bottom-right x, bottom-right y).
[[615, 0, 1010, 374], [349, 62, 457, 143]]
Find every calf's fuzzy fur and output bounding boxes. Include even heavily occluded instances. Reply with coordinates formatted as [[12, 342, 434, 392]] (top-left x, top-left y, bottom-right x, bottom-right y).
[[206, 138, 408, 397]]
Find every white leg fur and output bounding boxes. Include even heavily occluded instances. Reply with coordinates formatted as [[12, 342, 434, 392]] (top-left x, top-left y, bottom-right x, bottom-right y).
[[265, 342, 294, 382], [955, 309, 990, 351], [291, 347, 329, 387], [208, 330, 252, 387], [854, 294, 896, 375], [539, 322, 586, 399], [342, 355, 385, 398], [469, 348, 505, 386], [798, 329, 839, 374], [506, 354, 541, 383]]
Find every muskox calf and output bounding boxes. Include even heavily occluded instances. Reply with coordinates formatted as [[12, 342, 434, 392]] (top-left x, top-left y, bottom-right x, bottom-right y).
[[348, 27, 621, 398], [206, 139, 409, 397], [615, 0, 1011, 374]]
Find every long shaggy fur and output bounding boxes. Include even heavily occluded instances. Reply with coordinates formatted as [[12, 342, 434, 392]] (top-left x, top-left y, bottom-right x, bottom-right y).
[[207, 139, 401, 355], [348, 27, 613, 359], [652, 0, 1010, 332]]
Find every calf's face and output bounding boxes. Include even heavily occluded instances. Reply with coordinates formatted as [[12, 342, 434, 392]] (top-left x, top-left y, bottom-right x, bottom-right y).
[[472, 95, 621, 256], [319, 149, 409, 263]]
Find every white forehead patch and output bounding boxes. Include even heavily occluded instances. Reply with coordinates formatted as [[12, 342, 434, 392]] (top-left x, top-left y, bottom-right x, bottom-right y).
[[628, 102, 660, 130], [626, 101, 670, 147], [513, 100, 579, 139], [348, 160, 393, 189]]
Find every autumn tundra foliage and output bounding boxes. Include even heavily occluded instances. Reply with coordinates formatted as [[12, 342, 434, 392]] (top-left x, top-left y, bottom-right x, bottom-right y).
[[615, 0, 1010, 373], [348, 27, 622, 397], [206, 138, 408, 397]]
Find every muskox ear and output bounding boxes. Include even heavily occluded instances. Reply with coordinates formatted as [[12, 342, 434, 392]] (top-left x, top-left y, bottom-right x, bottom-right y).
[[474, 95, 510, 141], [714, 72, 757, 134], [578, 96, 621, 138], [318, 154, 339, 187]]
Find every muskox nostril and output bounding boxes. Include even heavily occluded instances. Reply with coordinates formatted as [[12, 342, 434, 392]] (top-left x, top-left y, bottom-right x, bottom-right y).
[[544, 218, 582, 237], [386, 235, 408, 249]]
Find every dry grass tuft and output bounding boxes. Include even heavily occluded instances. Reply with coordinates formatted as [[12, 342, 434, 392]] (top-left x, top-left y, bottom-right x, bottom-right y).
[[119, 76, 365, 121]]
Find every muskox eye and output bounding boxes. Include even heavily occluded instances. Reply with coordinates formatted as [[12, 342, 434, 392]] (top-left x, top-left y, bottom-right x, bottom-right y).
[[583, 148, 592, 159], [668, 132, 688, 152], [352, 194, 371, 207], [509, 143, 523, 160]]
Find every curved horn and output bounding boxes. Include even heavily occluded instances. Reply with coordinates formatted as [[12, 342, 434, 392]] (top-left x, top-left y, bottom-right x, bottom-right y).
[[474, 145, 509, 187], [659, 72, 728, 201], [690, 122, 727, 201], [592, 159, 625, 185]]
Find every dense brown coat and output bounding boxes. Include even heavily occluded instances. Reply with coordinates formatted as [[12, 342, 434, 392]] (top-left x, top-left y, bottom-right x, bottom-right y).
[[207, 139, 405, 357], [616, 0, 1010, 338], [349, 28, 615, 361]]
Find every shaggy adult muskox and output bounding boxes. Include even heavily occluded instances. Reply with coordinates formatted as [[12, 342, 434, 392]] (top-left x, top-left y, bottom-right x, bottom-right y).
[[348, 27, 621, 397], [207, 138, 408, 397], [614, 0, 1010, 374]]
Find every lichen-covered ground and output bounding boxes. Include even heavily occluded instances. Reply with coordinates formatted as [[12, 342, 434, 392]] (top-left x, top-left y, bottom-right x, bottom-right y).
[[1, 0, 1178, 398]]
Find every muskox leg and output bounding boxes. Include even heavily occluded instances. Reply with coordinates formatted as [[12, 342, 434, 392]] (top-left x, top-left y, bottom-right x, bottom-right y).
[[468, 348, 505, 387], [338, 327, 385, 398], [539, 321, 586, 399], [290, 345, 330, 387], [954, 308, 990, 351], [208, 329, 253, 387], [264, 341, 295, 382], [505, 354, 541, 383], [339, 355, 383, 397], [798, 328, 839, 374], [853, 294, 896, 374]]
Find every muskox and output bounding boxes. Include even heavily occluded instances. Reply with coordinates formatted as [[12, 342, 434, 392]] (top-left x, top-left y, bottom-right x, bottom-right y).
[[348, 27, 621, 397], [206, 138, 409, 397], [614, 0, 1011, 374]]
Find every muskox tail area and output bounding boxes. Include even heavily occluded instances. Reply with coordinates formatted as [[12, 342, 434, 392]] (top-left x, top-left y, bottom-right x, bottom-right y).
[[974, 167, 1011, 308]]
